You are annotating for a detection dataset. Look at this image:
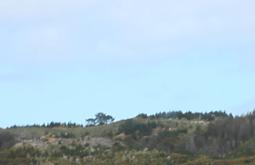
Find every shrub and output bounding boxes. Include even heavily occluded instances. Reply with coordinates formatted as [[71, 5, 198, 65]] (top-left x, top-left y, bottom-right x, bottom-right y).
[[119, 119, 157, 136], [0, 132, 16, 148]]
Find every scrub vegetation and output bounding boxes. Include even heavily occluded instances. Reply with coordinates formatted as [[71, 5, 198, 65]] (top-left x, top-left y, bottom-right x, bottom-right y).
[[1, 111, 255, 165]]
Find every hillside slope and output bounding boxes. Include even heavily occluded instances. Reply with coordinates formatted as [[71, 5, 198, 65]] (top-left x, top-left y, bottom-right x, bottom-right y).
[[1, 111, 255, 165]]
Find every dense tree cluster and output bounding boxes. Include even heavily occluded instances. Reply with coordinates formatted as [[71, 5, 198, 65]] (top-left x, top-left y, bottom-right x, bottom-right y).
[[119, 119, 157, 137], [137, 110, 232, 121], [189, 111, 255, 156], [124, 111, 255, 157]]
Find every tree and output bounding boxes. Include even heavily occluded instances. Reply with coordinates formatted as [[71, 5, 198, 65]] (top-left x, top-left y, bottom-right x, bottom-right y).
[[105, 115, 115, 124], [86, 113, 114, 126], [136, 113, 148, 119], [86, 118, 96, 126], [95, 113, 107, 125], [95, 113, 114, 125]]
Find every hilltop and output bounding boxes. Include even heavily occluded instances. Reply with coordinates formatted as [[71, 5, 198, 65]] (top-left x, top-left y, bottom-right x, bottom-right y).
[[1, 111, 255, 165]]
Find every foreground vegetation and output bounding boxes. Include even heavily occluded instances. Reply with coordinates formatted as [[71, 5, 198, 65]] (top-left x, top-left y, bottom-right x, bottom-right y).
[[1, 110, 255, 164]]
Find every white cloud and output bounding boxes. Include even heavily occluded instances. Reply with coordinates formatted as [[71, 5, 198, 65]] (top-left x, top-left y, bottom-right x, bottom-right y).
[[0, 0, 255, 64]]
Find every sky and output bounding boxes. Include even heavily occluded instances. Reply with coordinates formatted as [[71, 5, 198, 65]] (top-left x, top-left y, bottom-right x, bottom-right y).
[[0, 0, 255, 127]]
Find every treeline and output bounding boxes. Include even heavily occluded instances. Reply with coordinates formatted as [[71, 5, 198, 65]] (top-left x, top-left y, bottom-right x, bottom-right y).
[[9, 122, 83, 129], [8, 112, 115, 128], [137, 110, 232, 121], [7, 111, 232, 129]]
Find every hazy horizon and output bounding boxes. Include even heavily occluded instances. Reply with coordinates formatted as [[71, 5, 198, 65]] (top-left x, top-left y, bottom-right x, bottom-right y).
[[1, 0, 255, 127]]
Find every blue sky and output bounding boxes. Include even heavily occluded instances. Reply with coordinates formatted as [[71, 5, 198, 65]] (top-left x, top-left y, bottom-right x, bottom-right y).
[[0, 0, 255, 127]]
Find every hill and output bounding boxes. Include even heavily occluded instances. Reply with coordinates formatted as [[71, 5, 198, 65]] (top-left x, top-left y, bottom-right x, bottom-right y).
[[1, 111, 255, 165]]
